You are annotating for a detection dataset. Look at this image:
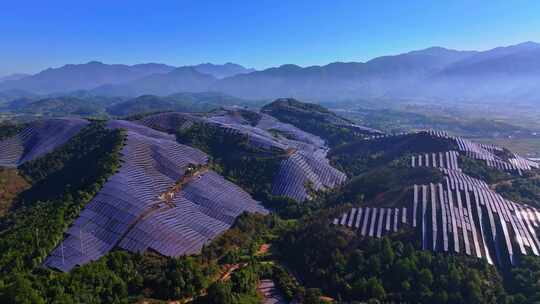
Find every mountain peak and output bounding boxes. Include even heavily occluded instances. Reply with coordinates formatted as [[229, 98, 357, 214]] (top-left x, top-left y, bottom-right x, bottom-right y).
[[407, 46, 476, 56], [515, 41, 540, 48], [190, 63, 255, 79], [86, 61, 104, 65]]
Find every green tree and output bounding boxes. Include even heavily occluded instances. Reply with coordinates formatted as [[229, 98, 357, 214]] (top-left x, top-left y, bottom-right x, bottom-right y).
[[207, 282, 234, 304]]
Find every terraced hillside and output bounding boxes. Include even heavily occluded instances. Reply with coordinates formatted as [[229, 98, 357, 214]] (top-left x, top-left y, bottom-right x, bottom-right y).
[[138, 108, 348, 201], [44, 120, 267, 271], [333, 130, 540, 267], [0, 118, 89, 167]]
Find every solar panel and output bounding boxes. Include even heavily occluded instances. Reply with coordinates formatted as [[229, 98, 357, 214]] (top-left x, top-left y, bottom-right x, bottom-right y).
[[44, 121, 266, 272]]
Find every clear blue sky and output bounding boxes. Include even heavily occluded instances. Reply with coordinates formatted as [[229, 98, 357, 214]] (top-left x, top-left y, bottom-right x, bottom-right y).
[[1, 0, 539, 76]]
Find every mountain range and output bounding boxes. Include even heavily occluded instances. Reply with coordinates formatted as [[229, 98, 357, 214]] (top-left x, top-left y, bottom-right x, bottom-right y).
[[0, 73, 30, 82], [2, 42, 540, 103]]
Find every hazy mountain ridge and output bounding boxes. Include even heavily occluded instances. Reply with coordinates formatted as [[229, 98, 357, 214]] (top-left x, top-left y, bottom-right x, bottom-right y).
[[191, 62, 256, 78], [0, 73, 30, 83], [0, 62, 255, 96], [91, 67, 218, 97], [0, 61, 177, 94], [1, 42, 540, 103], [215, 42, 540, 102]]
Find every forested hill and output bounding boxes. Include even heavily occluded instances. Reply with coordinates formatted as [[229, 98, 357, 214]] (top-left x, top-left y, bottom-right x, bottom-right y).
[[262, 98, 382, 147], [0, 100, 540, 303], [1, 92, 254, 119]]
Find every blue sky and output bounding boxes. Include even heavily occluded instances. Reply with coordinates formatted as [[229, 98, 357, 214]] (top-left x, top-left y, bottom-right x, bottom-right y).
[[1, 0, 539, 75]]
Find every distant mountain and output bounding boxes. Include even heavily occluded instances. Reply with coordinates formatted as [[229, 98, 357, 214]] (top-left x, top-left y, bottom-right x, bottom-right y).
[[0, 62, 176, 94], [441, 41, 540, 70], [2, 42, 540, 103], [0, 73, 30, 83], [213, 47, 476, 100], [418, 42, 540, 102], [215, 42, 540, 103], [191, 63, 255, 79], [0, 62, 253, 97], [92, 67, 217, 97]]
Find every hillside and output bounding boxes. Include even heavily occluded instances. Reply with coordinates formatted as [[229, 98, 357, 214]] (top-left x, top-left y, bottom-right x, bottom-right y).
[[45, 119, 267, 271], [262, 98, 382, 147], [138, 107, 347, 202], [2, 92, 253, 119], [0, 118, 89, 167], [7, 96, 109, 117], [106, 92, 249, 117], [0, 100, 540, 303]]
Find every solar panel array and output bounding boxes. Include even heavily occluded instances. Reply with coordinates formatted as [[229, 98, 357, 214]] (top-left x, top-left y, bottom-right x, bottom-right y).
[[0, 118, 89, 167], [138, 110, 347, 202], [44, 120, 266, 272], [411, 151, 460, 170], [138, 112, 204, 132], [332, 206, 407, 239], [120, 170, 266, 256], [334, 135, 540, 266], [363, 130, 539, 175], [423, 130, 540, 174], [258, 279, 288, 304]]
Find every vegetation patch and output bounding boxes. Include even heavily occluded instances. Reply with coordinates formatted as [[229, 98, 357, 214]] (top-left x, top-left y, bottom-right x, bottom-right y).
[[0, 121, 125, 275], [0, 121, 25, 140], [458, 155, 511, 184], [277, 214, 505, 303], [329, 133, 457, 177], [262, 98, 368, 147], [495, 171, 540, 209], [459, 155, 540, 208], [175, 123, 284, 203], [0, 212, 286, 304], [337, 165, 443, 207], [0, 169, 29, 216]]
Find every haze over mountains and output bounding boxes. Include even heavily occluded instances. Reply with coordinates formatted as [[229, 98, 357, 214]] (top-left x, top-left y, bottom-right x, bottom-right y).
[[0, 74, 30, 82], [2, 42, 540, 104]]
